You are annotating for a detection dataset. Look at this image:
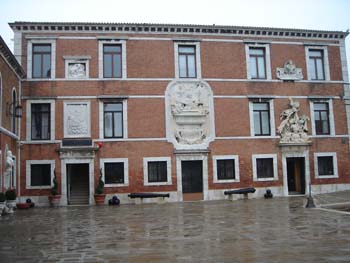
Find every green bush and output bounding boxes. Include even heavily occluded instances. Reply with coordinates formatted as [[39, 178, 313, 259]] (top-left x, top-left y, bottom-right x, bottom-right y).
[[95, 169, 104, 195], [5, 189, 16, 200], [0, 192, 5, 202]]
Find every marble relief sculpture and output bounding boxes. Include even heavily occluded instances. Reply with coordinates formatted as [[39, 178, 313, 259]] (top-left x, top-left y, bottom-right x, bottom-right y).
[[166, 81, 214, 149], [277, 98, 311, 144], [276, 60, 303, 81], [68, 63, 86, 78], [66, 104, 89, 136]]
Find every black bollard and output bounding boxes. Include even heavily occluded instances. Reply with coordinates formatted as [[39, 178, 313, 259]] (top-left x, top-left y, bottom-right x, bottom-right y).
[[305, 184, 316, 208]]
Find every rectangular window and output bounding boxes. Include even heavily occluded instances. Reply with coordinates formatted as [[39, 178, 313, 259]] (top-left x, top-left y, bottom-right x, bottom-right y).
[[104, 103, 123, 138], [317, 156, 334, 176], [256, 158, 274, 179], [178, 45, 196, 78], [217, 159, 235, 180], [148, 161, 167, 183], [104, 162, 124, 184], [31, 103, 50, 140], [103, 44, 122, 78], [308, 49, 325, 80], [253, 102, 270, 136], [30, 164, 51, 187], [32, 44, 51, 78], [249, 47, 266, 79], [313, 102, 330, 135]]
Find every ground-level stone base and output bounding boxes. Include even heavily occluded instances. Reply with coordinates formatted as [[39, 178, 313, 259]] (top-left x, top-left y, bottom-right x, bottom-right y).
[[18, 183, 350, 206]]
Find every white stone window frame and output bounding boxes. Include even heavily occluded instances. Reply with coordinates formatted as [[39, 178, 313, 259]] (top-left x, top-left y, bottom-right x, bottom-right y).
[[174, 41, 202, 79], [98, 40, 127, 79], [100, 158, 129, 187], [99, 99, 128, 139], [309, 99, 335, 136], [63, 101, 91, 138], [249, 99, 276, 137], [305, 46, 330, 81], [26, 99, 55, 142], [143, 157, 172, 186], [64, 56, 91, 79], [27, 39, 56, 79], [314, 152, 338, 179], [245, 43, 272, 80], [213, 155, 240, 183], [252, 154, 278, 182], [26, 160, 55, 189]]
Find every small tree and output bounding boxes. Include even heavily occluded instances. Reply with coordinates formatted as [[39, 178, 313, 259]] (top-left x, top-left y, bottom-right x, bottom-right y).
[[95, 168, 104, 195]]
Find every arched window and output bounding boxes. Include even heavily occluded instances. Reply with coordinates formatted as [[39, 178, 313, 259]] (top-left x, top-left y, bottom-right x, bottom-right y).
[[12, 89, 16, 133]]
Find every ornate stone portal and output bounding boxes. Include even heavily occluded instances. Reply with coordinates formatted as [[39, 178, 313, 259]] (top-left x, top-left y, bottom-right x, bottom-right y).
[[276, 60, 303, 81], [166, 81, 215, 150], [277, 98, 311, 144]]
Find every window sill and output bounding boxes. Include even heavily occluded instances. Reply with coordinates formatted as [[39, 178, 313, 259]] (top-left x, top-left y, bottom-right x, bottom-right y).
[[315, 175, 338, 179], [214, 179, 240, 183], [105, 183, 128, 187], [144, 182, 172, 186], [26, 186, 51, 190], [254, 178, 277, 182]]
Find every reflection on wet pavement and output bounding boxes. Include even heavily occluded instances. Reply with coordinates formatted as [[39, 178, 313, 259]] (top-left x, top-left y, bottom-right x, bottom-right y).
[[1, 192, 350, 262]]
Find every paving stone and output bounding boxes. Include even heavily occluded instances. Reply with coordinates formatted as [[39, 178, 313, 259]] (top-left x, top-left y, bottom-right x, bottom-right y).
[[0, 192, 350, 262]]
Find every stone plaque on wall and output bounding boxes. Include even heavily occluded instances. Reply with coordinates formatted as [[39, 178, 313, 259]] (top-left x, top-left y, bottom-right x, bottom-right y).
[[165, 81, 215, 150], [64, 102, 90, 138]]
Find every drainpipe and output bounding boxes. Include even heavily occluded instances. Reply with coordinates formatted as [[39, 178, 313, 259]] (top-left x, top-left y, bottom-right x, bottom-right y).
[[17, 78, 21, 202]]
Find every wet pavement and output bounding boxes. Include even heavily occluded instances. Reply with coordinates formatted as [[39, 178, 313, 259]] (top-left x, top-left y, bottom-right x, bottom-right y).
[[1, 192, 350, 263]]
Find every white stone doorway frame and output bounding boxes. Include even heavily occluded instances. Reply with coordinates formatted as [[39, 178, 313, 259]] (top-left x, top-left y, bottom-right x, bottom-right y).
[[282, 151, 310, 196], [61, 158, 95, 205], [176, 154, 208, 201]]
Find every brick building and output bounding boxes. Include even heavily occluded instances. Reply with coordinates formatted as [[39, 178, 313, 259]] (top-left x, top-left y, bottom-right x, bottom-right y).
[[0, 36, 24, 194], [8, 22, 350, 205]]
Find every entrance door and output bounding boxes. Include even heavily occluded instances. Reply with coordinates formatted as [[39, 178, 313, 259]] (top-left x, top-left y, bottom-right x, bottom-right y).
[[67, 164, 89, 205], [181, 160, 203, 201], [287, 157, 305, 194]]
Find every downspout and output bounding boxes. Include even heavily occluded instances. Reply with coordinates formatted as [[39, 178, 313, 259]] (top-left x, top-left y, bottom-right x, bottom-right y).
[[339, 39, 350, 150], [17, 79, 21, 202]]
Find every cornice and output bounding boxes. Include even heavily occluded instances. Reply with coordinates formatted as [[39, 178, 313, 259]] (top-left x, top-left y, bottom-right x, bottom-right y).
[[9, 22, 349, 41]]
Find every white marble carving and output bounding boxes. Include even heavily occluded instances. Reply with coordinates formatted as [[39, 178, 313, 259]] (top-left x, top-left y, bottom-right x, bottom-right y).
[[166, 81, 215, 150], [64, 102, 90, 138], [277, 98, 311, 144], [276, 60, 303, 81], [68, 63, 86, 78]]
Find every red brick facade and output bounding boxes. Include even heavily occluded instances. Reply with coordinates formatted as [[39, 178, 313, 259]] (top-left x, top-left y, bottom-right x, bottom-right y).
[[0, 36, 24, 194], [8, 22, 350, 205]]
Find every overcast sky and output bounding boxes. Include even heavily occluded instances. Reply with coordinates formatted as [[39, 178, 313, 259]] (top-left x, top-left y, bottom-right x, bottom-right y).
[[1, 0, 349, 65]]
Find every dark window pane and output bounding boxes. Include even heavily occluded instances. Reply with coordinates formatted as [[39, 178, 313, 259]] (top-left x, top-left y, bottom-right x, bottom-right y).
[[313, 102, 329, 135], [43, 54, 51, 78], [253, 102, 270, 136], [105, 162, 124, 184], [33, 45, 51, 52], [217, 159, 235, 180], [31, 103, 50, 140], [103, 103, 123, 138], [113, 54, 122, 77], [104, 54, 112, 77], [33, 54, 42, 78], [104, 45, 121, 53], [32, 44, 51, 78], [179, 46, 195, 54], [31, 164, 51, 186], [256, 158, 273, 179], [318, 156, 334, 176], [148, 161, 167, 183], [309, 49, 324, 80]]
